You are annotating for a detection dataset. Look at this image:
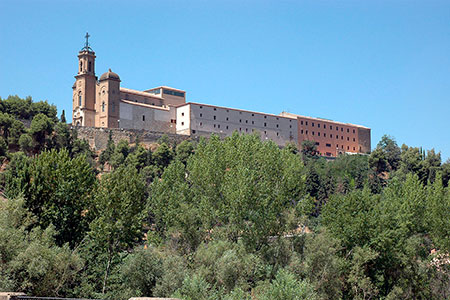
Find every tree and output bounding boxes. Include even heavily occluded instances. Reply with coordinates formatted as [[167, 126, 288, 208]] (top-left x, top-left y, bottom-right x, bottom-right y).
[[377, 135, 401, 171], [3, 149, 96, 247], [60, 110, 66, 123], [301, 140, 319, 161], [29, 113, 54, 152], [87, 165, 146, 294]]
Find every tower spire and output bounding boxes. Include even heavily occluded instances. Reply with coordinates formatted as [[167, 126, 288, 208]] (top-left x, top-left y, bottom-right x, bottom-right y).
[[81, 32, 93, 52]]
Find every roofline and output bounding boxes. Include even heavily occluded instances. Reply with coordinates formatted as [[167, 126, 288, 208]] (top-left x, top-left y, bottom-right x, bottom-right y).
[[144, 86, 186, 93], [281, 112, 370, 129], [120, 99, 170, 111], [176, 102, 296, 121], [120, 87, 163, 100]]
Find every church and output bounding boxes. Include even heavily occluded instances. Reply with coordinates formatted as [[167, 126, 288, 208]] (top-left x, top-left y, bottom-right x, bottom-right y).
[[72, 34, 371, 156]]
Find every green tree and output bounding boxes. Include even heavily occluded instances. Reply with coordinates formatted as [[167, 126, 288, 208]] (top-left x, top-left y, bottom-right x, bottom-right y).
[[3, 149, 96, 247], [88, 165, 146, 294], [29, 113, 54, 152]]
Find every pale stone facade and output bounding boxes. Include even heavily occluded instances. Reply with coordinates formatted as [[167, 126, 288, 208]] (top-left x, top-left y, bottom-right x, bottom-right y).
[[72, 36, 371, 156]]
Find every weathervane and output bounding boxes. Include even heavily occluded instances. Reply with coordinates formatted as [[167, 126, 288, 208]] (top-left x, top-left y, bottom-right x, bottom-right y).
[[81, 32, 93, 52]]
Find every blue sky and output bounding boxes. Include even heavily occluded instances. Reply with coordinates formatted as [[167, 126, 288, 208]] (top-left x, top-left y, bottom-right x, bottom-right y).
[[1, 0, 449, 160]]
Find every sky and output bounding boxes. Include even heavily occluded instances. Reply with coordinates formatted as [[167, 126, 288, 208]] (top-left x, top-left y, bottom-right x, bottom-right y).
[[1, 0, 449, 160]]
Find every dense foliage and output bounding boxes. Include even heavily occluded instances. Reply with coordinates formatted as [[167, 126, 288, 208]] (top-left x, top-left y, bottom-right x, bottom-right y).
[[0, 96, 449, 299]]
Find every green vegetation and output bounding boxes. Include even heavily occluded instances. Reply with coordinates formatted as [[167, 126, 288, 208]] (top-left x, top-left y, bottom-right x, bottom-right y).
[[0, 96, 449, 299]]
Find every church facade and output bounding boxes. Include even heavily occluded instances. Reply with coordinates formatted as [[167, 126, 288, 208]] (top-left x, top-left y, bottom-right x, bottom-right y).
[[72, 35, 371, 156]]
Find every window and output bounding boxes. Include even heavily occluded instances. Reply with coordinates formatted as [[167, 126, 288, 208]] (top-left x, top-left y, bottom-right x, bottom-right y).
[[324, 133, 326, 137], [306, 130, 308, 134], [102, 101, 105, 112], [112, 103, 115, 112], [301, 130, 303, 134], [252, 113, 254, 116], [290, 125, 292, 128], [312, 122, 315, 127], [330, 125, 332, 129], [79, 61, 82, 72], [276, 117, 279, 120], [78, 92, 82, 106], [200, 113, 203, 117], [264, 115, 267, 119], [214, 108, 216, 111], [301, 120, 303, 125], [214, 124, 216, 128], [276, 124, 279, 128], [341, 128, 343, 132], [353, 147, 355, 151], [306, 121, 308, 126], [181, 112, 184, 116], [353, 129, 355, 133], [226, 126, 229, 129], [200, 122, 202, 126], [326, 143, 331, 147], [214, 116, 216, 120], [264, 131, 267, 134], [88, 61, 92, 72], [245, 120, 248, 123], [326, 152, 332, 156], [218, 124, 220, 128], [341, 136, 343, 140], [226, 117, 229, 121], [264, 122, 267, 127], [200, 106, 203, 109], [347, 128, 349, 133], [347, 137, 349, 141], [318, 124, 321, 128], [277, 132, 279, 136], [246, 128, 248, 132], [252, 121, 254, 124], [318, 132, 321, 136], [312, 131, 315, 136], [226, 109, 229, 112], [336, 126, 338, 130], [341, 145, 344, 149], [347, 146, 349, 150], [192, 130, 196, 134], [353, 138, 355, 142], [316, 142, 319, 145], [142, 115, 145, 121], [163, 89, 185, 97], [239, 128, 241, 131], [336, 135, 338, 139], [181, 122, 184, 126], [240, 119, 242, 123]]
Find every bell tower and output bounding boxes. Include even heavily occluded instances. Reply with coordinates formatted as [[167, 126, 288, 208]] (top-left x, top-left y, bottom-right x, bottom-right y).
[[72, 32, 97, 126]]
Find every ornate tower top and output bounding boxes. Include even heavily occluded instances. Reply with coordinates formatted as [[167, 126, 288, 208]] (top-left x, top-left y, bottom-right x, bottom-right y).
[[81, 32, 93, 52]]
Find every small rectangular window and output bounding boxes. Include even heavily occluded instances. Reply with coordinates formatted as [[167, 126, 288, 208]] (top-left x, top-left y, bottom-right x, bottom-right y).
[[226, 126, 229, 129], [336, 126, 338, 130], [252, 121, 254, 124], [252, 113, 254, 116], [192, 130, 196, 134], [326, 143, 331, 147], [264, 122, 267, 127], [200, 122, 202, 126], [318, 124, 321, 128], [214, 124, 216, 128], [353, 138, 355, 142], [213, 107, 216, 111], [181, 122, 184, 126], [312, 122, 315, 127], [142, 115, 145, 121], [336, 135, 338, 139], [353, 129, 355, 134], [312, 131, 315, 136], [214, 116, 216, 120], [226, 117, 229, 121], [181, 112, 184, 116], [341, 136, 343, 140], [347, 137, 349, 141], [330, 125, 332, 129], [353, 147, 355, 151], [318, 132, 320, 136], [301, 120, 303, 125], [200, 113, 202, 117], [315, 142, 319, 145], [301, 130, 303, 134], [200, 106, 203, 109], [347, 128, 349, 133], [276, 124, 279, 128], [324, 133, 326, 137], [306, 121, 308, 126], [218, 124, 220, 128], [245, 120, 248, 123]]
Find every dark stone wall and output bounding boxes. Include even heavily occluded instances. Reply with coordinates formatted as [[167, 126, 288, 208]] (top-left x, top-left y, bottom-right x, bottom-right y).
[[358, 128, 371, 154], [74, 126, 198, 151]]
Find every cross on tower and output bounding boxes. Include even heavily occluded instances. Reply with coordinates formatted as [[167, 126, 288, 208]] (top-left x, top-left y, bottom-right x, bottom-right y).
[[81, 32, 93, 52]]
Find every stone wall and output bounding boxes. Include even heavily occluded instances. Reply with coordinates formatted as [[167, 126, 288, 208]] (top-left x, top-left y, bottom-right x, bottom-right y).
[[75, 126, 199, 151]]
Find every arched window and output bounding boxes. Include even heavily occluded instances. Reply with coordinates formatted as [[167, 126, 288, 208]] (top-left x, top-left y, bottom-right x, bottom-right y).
[[78, 92, 82, 107], [102, 101, 106, 112], [88, 61, 92, 72], [80, 61, 83, 72]]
